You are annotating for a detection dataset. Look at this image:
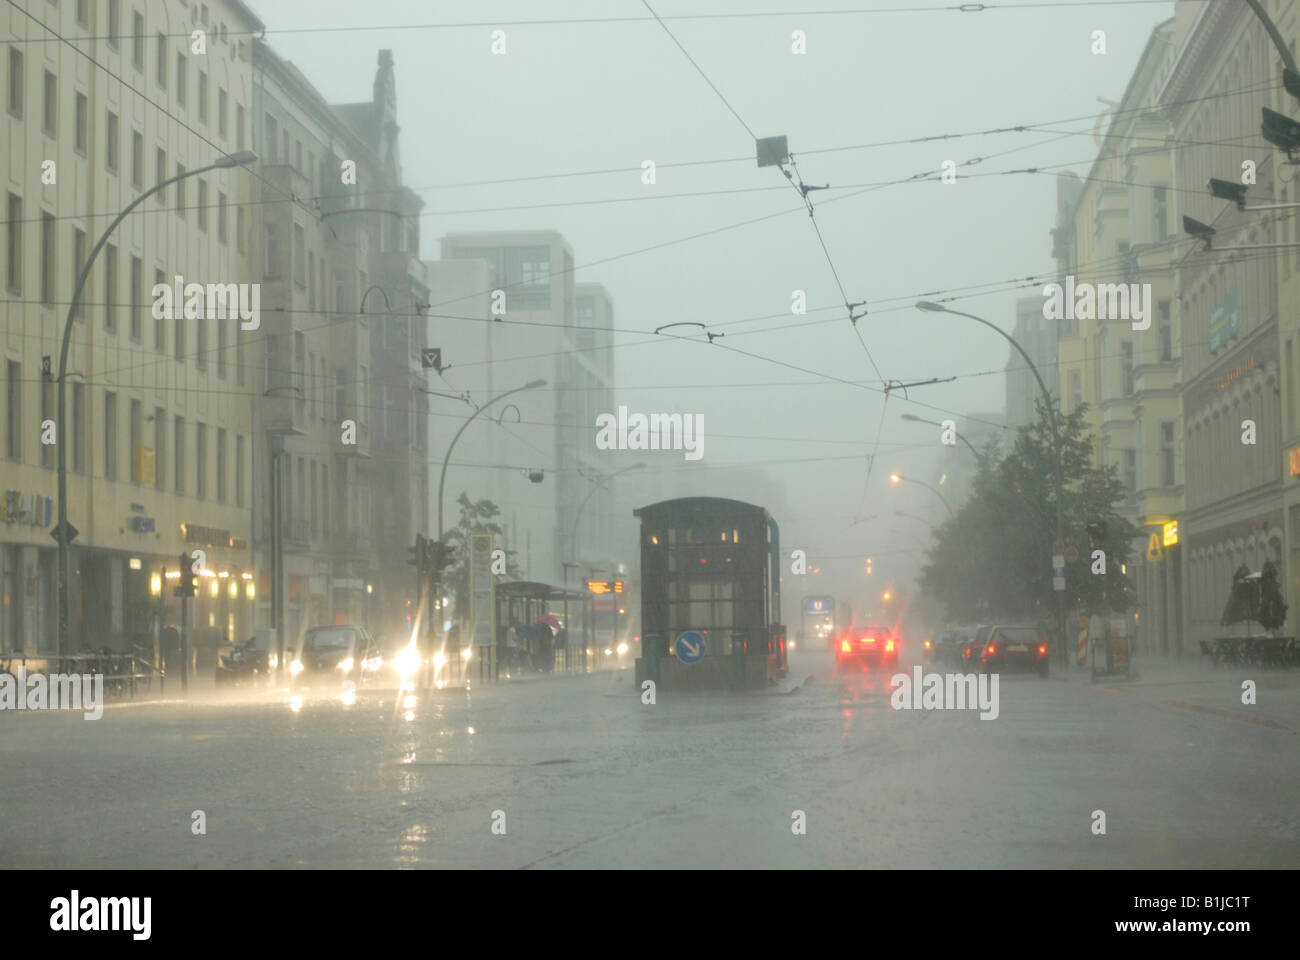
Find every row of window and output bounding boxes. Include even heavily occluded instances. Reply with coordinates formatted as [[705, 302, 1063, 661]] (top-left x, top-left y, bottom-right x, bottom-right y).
[[2, 360, 245, 505], [7, 43, 246, 149], [5, 195, 247, 381]]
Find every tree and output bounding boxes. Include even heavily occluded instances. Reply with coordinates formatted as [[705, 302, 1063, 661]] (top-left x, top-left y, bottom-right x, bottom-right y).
[[441, 492, 522, 620], [918, 399, 1137, 626]]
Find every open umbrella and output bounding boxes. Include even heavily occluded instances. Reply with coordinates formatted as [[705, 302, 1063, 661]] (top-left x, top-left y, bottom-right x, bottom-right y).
[[538, 614, 561, 630]]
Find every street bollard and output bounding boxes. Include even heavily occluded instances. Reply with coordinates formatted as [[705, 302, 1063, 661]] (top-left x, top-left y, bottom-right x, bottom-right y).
[[731, 630, 745, 688]]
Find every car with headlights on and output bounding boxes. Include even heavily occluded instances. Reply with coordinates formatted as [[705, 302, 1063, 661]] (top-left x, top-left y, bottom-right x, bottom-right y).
[[290, 625, 382, 689], [979, 624, 1050, 676], [835, 626, 899, 671]]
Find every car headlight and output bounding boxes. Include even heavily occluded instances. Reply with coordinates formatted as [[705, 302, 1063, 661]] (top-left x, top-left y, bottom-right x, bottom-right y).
[[616, 642, 628, 655], [289, 660, 303, 676], [337, 657, 355, 672], [392, 645, 420, 677], [363, 656, 382, 671], [269, 653, 279, 668]]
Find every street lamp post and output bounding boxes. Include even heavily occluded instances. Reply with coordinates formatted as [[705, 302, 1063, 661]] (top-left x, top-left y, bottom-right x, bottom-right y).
[[436, 379, 546, 543], [888, 472, 955, 521], [916, 301, 1068, 666], [55, 151, 257, 656]]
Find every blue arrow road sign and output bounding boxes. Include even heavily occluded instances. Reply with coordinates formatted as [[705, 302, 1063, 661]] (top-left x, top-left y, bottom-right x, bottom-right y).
[[674, 631, 705, 663]]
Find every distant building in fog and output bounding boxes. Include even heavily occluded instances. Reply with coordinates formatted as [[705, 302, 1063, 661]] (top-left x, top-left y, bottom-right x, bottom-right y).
[[1004, 295, 1059, 434]]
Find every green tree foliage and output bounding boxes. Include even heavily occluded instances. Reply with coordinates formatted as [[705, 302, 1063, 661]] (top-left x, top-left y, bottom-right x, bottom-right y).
[[918, 400, 1137, 625], [441, 492, 521, 619]]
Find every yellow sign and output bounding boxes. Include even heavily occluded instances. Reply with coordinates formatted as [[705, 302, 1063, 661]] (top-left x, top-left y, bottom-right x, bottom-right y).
[[135, 445, 156, 485], [1146, 533, 1163, 562], [1162, 520, 1179, 547], [1291, 447, 1300, 477]]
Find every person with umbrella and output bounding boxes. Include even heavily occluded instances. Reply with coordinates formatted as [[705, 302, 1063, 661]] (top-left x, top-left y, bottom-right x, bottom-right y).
[[536, 614, 561, 673]]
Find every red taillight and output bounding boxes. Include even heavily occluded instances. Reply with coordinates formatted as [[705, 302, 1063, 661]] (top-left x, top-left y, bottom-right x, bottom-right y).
[[1038, 644, 1047, 655], [985, 644, 996, 655], [840, 639, 851, 653], [860, 636, 876, 644], [885, 639, 896, 652], [924, 640, 931, 649]]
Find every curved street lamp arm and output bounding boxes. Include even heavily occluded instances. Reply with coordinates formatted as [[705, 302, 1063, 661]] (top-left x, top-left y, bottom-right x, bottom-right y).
[[437, 383, 538, 540]]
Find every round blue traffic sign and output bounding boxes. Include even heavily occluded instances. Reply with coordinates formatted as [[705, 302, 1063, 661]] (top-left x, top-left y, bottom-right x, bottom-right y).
[[674, 631, 706, 663]]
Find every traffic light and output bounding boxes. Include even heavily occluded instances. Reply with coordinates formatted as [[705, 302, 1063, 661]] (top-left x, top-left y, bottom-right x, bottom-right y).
[[409, 534, 427, 570], [175, 552, 198, 597]]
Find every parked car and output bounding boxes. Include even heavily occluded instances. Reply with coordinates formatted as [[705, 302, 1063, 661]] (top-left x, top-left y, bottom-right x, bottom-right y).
[[926, 629, 965, 669], [980, 624, 1050, 676], [290, 625, 382, 690]]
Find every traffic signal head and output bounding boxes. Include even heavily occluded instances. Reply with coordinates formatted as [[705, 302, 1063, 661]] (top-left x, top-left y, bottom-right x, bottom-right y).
[[176, 552, 198, 597], [409, 534, 427, 569]]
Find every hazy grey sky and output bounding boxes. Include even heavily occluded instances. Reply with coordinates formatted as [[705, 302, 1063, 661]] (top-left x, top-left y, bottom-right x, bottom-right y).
[[268, 0, 1178, 605]]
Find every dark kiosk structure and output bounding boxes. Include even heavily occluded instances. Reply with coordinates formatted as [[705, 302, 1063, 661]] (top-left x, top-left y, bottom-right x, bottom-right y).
[[633, 497, 787, 690]]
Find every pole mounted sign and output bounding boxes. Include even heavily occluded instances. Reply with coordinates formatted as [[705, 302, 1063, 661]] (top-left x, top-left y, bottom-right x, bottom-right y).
[[674, 630, 705, 663], [586, 580, 624, 595]]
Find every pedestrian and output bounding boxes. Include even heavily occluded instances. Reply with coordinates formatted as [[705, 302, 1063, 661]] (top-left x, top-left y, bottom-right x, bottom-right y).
[[505, 621, 520, 673]]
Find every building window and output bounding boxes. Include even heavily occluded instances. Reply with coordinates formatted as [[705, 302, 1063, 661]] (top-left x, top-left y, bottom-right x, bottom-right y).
[[107, 0, 120, 50], [105, 110, 119, 171], [174, 297, 185, 361], [216, 428, 227, 502], [4, 361, 19, 460], [236, 207, 246, 255], [264, 114, 277, 162], [235, 435, 245, 507], [40, 211, 55, 304], [175, 52, 186, 107], [8, 47, 23, 118], [1157, 300, 1172, 362], [335, 370, 345, 419], [217, 87, 227, 137], [104, 243, 117, 331], [76, 0, 88, 27], [294, 223, 305, 285], [195, 423, 207, 499], [155, 147, 166, 202], [130, 255, 142, 340], [1160, 421, 1175, 488], [195, 310, 207, 370], [72, 382, 85, 474], [217, 192, 228, 243], [1153, 185, 1168, 242], [74, 91, 87, 153], [104, 391, 118, 481], [156, 33, 166, 89], [5, 194, 19, 293], [73, 229, 86, 320], [154, 268, 166, 352], [131, 129, 143, 187], [236, 103, 244, 150], [42, 70, 56, 136], [174, 416, 185, 493], [1123, 449, 1136, 502], [40, 380, 54, 468], [129, 399, 142, 483], [217, 309, 227, 378], [132, 12, 144, 70], [175, 163, 185, 216], [153, 408, 166, 490], [197, 70, 207, 123], [1122, 341, 1135, 396], [197, 179, 208, 232]]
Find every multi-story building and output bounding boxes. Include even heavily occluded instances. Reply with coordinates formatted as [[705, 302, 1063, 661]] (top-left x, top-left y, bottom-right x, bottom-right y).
[[2, 0, 263, 656], [249, 42, 429, 646], [1159, 1, 1285, 652], [436, 232, 619, 591], [1053, 16, 1188, 654]]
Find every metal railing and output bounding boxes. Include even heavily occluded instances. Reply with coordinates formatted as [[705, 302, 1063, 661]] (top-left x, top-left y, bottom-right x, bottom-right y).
[[0, 652, 163, 700]]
